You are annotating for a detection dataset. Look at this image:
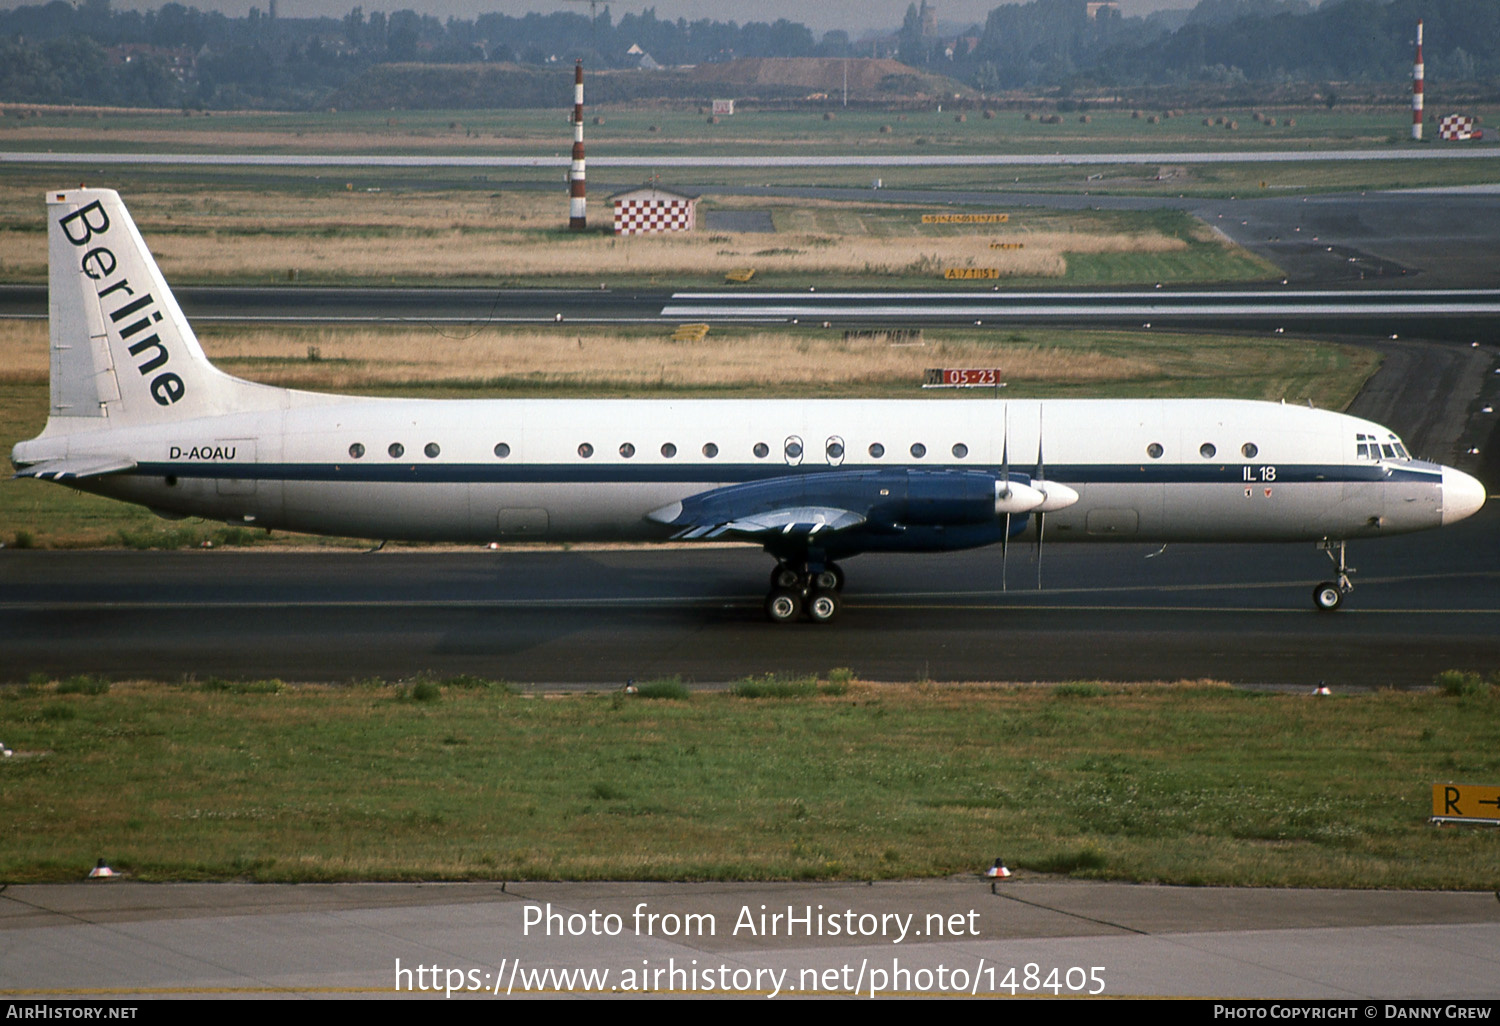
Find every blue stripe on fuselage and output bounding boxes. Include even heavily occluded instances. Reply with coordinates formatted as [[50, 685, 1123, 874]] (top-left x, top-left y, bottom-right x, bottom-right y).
[[132, 461, 1443, 486]]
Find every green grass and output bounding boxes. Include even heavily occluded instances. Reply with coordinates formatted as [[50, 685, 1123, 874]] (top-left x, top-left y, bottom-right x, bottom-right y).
[[1, 677, 1496, 886], [633, 677, 691, 700], [1, 105, 1490, 157]]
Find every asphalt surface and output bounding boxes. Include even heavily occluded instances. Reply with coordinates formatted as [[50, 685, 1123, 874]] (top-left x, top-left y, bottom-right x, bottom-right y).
[[4, 498, 1497, 686], [3, 880, 1497, 998], [9, 282, 1500, 340]]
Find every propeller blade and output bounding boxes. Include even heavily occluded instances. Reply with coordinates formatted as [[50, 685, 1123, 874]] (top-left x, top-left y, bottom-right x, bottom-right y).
[[1001, 512, 1009, 592], [1036, 510, 1045, 589], [1035, 405, 1045, 589]]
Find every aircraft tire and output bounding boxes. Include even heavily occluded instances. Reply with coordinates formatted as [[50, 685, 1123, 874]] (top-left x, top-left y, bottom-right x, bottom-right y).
[[770, 564, 800, 590], [1312, 582, 1343, 612], [766, 588, 802, 624], [813, 563, 845, 592], [806, 589, 840, 624]]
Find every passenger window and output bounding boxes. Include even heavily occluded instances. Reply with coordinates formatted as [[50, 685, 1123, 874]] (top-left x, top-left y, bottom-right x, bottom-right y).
[[578, 443, 594, 458], [910, 443, 926, 458], [348, 443, 365, 459], [1200, 443, 1216, 459], [702, 443, 719, 458], [661, 442, 677, 458], [619, 443, 635, 458], [494, 442, 511, 458], [1241, 443, 1258, 459], [753, 442, 769, 458], [424, 443, 440, 459], [952, 443, 968, 458], [869, 443, 885, 458], [388, 442, 404, 458], [826, 439, 845, 459], [1146, 443, 1163, 459]]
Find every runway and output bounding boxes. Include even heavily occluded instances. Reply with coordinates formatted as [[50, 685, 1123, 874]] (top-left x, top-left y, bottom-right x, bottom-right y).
[[4, 502, 1496, 686], [8, 283, 1500, 338], [661, 286, 1500, 331], [4, 146, 1498, 168]]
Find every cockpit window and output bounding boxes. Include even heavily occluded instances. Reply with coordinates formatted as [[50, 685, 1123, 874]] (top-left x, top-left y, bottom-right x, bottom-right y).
[[1356, 432, 1411, 461]]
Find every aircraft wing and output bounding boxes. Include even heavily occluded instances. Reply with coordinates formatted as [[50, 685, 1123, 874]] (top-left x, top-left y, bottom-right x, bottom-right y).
[[13, 456, 138, 481]]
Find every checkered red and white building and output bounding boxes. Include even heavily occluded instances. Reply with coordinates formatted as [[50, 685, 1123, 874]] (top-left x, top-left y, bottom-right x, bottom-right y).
[[611, 187, 697, 236], [1439, 114, 1483, 141]]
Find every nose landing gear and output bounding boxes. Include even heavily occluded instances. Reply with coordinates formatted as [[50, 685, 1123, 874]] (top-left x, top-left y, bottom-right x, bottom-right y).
[[1313, 539, 1355, 612], [765, 560, 845, 623]]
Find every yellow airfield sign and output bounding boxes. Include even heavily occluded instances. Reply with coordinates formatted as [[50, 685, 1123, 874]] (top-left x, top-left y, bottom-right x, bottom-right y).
[[1431, 784, 1500, 825]]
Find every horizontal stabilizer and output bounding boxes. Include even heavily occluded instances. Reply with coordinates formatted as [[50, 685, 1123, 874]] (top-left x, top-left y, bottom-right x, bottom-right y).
[[14, 456, 138, 481]]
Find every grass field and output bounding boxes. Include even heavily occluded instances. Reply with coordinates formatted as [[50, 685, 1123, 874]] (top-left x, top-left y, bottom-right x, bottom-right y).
[[0, 319, 1380, 549], [4, 104, 1496, 157], [0, 675, 1495, 885], [0, 176, 1275, 288]]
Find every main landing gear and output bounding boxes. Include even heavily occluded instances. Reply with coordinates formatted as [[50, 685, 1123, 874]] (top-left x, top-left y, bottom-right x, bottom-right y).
[[765, 560, 845, 624], [1312, 539, 1355, 612]]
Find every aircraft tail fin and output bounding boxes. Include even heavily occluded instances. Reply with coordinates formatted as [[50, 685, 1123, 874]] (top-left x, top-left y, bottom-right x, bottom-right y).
[[43, 188, 278, 430]]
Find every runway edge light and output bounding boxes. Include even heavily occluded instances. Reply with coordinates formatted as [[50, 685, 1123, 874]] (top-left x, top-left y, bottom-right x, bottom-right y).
[[88, 859, 117, 879], [984, 858, 1011, 879]]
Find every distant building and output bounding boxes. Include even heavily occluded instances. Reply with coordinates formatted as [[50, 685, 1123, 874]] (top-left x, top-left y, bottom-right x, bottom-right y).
[[611, 187, 698, 236], [1085, 2, 1120, 19], [625, 43, 660, 70], [105, 44, 197, 83]]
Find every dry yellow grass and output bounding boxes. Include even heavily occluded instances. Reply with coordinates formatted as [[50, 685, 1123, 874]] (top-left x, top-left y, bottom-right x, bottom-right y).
[[0, 320, 47, 383], [0, 315, 1370, 411], [137, 227, 1176, 280], [191, 324, 1154, 389], [0, 186, 1185, 282]]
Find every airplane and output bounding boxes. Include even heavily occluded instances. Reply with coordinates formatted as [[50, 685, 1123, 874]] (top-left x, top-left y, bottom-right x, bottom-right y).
[[10, 189, 1488, 623]]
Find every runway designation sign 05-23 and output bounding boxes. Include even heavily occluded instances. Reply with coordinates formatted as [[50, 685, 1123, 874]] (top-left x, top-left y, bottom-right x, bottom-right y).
[[1430, 783, 1500, 825]]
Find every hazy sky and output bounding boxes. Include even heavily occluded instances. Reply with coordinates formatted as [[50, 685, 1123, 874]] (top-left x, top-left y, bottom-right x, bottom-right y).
[[84, 1, 1193, 37]]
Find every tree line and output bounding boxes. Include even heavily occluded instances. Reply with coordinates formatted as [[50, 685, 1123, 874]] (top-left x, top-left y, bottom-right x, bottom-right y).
[[0, 0, 1496, 110]]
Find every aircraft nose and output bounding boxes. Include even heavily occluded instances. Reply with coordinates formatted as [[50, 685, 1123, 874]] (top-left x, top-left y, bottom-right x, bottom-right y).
[[1441, 466, 1486, 526]]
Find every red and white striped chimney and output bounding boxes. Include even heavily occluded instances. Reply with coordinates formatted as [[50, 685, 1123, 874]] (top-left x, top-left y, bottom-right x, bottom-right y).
[[1412, 20, 1424, 141], [569, 60, 587, 230]]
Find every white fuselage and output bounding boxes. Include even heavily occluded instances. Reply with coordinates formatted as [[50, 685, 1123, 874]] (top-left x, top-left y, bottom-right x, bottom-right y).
[[28, 394, 1452, 547]]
